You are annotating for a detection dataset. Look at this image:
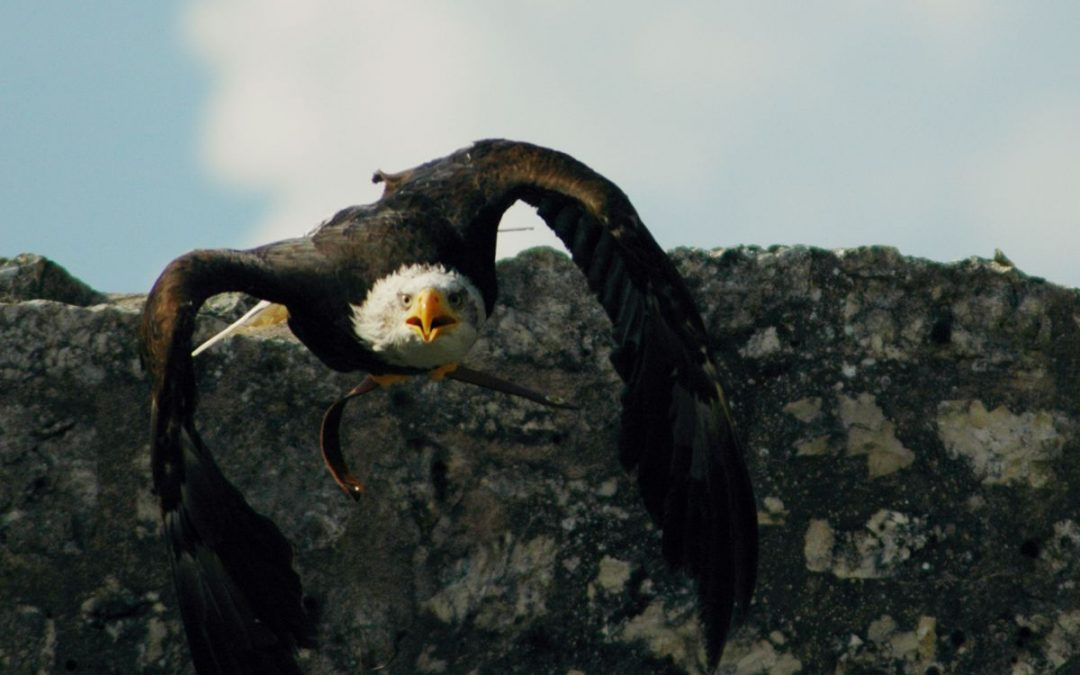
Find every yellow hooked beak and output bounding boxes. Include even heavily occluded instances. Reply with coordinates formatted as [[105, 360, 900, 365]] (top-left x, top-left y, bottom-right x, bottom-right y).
[[405, 288, 458, 343]]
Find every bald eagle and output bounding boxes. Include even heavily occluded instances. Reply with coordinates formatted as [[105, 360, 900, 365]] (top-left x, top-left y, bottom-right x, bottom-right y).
[[139, 140, 757, 673]]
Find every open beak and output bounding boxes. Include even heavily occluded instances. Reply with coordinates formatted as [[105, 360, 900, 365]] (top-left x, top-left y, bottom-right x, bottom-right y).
[[405, 288, 458, 342]]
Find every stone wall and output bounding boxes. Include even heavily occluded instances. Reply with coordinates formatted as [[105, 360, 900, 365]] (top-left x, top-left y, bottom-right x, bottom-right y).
[[1, 247, 1078, 674]]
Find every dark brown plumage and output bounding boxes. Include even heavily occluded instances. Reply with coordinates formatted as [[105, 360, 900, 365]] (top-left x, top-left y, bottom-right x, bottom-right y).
[[139, 139, 757, 672]]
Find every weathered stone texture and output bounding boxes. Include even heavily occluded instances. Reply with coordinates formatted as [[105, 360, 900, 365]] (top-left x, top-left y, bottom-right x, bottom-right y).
[[1, 246, 1078, 673], [0, 254, 106, 307]]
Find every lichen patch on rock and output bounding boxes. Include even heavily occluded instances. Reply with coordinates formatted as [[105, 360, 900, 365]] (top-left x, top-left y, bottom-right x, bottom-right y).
[[936, 399, 1064, 488], [803, 510, 928, 579], [839, 393, 915, 478], [423, 534, 558, 631], [618, 599, 706, 674], [783, 397, 822, 423], [594, 555, 633, 594]]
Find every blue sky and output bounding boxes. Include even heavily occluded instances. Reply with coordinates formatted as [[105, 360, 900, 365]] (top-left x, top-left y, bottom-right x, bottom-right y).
[[1, 1, 262, 292], [3, 1, 1079, 292]]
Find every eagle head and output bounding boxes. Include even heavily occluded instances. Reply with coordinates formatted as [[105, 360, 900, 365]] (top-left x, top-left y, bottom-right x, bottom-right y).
[[350, 263, 486, 370]]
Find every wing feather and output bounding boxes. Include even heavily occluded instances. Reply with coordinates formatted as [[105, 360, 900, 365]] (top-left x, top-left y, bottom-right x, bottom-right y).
[[417, 140, 761, 666], [140, 251, 315, 673]]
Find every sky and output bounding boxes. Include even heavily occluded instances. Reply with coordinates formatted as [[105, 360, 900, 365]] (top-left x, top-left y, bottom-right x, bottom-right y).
[[2, 1, 1078, 293]]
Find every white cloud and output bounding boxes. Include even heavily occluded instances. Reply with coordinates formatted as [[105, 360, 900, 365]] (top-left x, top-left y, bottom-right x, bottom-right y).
[[180, 0, 795, 254], [183, 1, 486, 228], [182, 1, 1080, 288]]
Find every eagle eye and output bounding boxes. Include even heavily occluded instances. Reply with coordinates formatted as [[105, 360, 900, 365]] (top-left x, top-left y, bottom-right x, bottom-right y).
[[448, 291, 463, 307], [398, 292, 412, 307]]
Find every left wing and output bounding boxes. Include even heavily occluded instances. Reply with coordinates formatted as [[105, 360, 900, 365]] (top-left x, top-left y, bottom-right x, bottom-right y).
[[374, 140, 759, 666], [140, 250, 316, 673]]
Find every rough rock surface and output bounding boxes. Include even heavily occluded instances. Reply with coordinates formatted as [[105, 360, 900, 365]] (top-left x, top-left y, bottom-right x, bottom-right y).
[[0, 254, 106, 307], [1, 246, 1078, 674]]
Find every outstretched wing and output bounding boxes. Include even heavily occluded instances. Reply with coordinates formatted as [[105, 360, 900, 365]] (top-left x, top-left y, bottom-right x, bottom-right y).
[[533, 188, 757, 663], [382, 140, 759, 665], [140, 251, 316, 673]]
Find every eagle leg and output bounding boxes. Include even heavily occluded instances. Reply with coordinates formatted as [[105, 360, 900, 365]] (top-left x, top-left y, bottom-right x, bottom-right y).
[[446, 365, 577, 410], [321, 367, 575, 501], [319, 376, 381, 500]]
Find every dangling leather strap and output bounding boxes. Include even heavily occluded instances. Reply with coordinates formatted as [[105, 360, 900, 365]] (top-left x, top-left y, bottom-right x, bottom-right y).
[[319, 376, 379, 501]]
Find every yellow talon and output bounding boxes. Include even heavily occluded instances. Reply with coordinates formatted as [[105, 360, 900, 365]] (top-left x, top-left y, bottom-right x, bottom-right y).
[[429, 363, 459, 381], [370, 373, 409, 387]]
